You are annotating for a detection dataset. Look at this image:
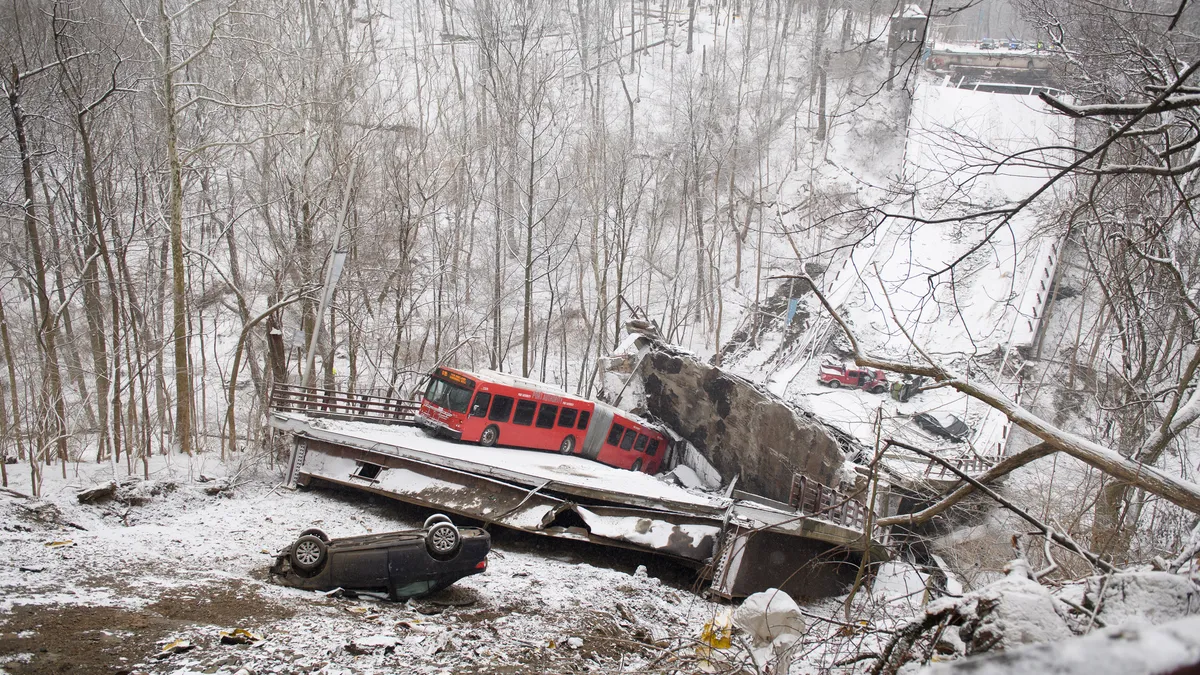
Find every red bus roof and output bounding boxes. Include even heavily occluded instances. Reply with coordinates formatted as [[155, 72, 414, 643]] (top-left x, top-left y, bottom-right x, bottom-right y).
[[476, 369, 571, 397], [437, 367, 582, 401]]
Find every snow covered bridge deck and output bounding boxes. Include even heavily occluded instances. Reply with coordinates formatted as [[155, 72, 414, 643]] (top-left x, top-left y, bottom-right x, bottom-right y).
[[274, 411, 727, 518], [270, 389, 889, 599]]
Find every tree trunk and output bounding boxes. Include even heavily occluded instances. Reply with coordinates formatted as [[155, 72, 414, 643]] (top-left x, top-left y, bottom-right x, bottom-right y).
[[76, 121, 112, 462], [687, 0, 697, 53], [522, 129, 535, 377], [7, 65, 69, 482], [492, 145, 503, 370], [222, 210, 265, 406], [43, 182, 96, 429], [0, 277, 28, 467], [810, 0, 828, 97], [816, 49, 830, 140], [159, 0, 193, 455]]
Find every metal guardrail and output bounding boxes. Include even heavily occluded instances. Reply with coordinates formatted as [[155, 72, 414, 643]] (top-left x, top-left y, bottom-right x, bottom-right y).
[[788, 474, 871, 531], [923, 454, 996, 480], [270, 383, 420, 426]]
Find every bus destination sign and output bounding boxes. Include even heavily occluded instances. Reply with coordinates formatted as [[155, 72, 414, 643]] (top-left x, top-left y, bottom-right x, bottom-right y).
[[438, 369, 475, 389]]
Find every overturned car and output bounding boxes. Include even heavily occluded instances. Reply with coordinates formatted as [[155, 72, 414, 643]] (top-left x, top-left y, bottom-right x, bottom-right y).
[[270, 515, 491, 600], [913, 411, 971, 443]]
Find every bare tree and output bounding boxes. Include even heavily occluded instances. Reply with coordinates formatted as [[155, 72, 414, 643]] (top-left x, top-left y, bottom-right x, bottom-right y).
[[1, 5, 73, 491]]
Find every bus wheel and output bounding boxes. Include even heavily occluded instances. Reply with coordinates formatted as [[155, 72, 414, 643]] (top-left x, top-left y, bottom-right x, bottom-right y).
[[559, 435, 576, 455], [480, 425, 499, 447], [631, 459, 643, 473]]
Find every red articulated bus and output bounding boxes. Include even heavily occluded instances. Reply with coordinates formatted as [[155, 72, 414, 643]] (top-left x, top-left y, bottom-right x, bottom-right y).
[[417, 367, 668, 474]]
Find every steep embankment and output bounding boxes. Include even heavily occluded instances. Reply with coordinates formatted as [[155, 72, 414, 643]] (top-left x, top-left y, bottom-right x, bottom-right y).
[[725, 74, 1074, 463]]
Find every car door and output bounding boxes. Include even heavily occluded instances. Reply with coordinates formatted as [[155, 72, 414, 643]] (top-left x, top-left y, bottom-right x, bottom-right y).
[[332, 543, 390, 591], [388, 541, 436, 584]]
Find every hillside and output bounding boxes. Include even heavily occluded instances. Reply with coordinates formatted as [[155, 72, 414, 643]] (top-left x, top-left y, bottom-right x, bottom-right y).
[[3, 0, 1200, 673]]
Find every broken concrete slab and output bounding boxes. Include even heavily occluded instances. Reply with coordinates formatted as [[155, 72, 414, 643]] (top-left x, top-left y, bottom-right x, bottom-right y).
[[622, 345, 848, 504]]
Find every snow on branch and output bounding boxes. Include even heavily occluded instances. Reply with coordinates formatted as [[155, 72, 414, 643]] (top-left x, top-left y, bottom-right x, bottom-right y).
[[1039, 92, 1200, 118], [880, 60, 1200, 282]]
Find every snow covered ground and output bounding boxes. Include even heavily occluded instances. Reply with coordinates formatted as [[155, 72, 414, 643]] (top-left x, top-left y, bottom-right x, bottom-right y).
[[0, 455, 736, 674], [1, 450, 967, 675], [6, 450, 1193, 674]]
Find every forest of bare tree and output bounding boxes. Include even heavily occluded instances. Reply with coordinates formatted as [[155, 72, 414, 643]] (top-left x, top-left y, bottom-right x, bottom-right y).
[[0, 0, 917, 494]]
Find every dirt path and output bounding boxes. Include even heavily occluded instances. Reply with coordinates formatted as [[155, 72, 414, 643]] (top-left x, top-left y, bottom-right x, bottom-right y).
[[0, 580, 292, 675]]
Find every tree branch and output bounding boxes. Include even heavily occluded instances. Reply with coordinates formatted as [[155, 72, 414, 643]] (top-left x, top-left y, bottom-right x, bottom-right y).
[[884, 439, 1115, 573], [876, 442, 1056, 528]]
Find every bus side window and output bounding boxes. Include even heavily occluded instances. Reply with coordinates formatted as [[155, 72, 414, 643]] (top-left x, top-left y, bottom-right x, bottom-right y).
[[470, 392, 492, 417], [577, 410, 591, 430], [606, 423, 625, 445], [513, 400, 537, 426], [646, 439, 660, 456], [535, 404, 558, 429], [634, 434, 648, 452], [557, 408, 578, 428], [489, 395, 514, 423], [620, 428, 637, 450]]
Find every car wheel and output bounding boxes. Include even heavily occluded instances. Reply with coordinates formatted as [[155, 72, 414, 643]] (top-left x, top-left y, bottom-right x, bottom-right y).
[[479, 425, 499, 447], [559, 435, 576, 454], [828, 380, 841, 389], [423, 514, 452, 529], [631, 459, 643, 473], [290, 534, 328, 573], [425, 521, 461, 559], [870, 385, 885, 394], [298, 528, 330, 543]]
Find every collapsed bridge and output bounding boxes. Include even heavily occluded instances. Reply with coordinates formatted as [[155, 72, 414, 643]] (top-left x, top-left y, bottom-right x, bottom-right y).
[[270, 381, 890, 600]]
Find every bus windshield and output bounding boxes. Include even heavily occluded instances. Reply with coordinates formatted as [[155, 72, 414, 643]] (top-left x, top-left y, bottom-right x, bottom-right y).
[[425, 377, 473, 414]]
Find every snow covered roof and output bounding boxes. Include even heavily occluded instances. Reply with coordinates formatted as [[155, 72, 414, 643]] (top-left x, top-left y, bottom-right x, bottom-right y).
[[894, 3, 927, 18], [471, 368, 570, 397], [594, 399, 660, 430]]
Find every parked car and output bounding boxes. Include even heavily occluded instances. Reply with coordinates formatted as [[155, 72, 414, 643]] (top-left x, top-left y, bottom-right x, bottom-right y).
[[979, 38, 997, 50], [270, 515, 491, 600], [817, 362, 889, 394], [913, 412, 971, 442]]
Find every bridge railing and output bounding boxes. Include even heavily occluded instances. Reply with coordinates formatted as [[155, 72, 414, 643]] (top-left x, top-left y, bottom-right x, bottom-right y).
[[789, 474, 874, 533], [923, 453, 996, 480], [270, 383, 420, 426]]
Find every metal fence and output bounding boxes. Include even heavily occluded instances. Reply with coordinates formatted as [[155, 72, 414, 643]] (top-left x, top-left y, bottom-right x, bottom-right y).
[[788, 474, 871, 531], [923, 453, 995, 480], [270, 383, 420, 426]]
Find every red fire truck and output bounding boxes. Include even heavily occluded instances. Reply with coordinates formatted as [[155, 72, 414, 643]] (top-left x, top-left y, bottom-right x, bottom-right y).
[[417, 367, 668, 474]]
